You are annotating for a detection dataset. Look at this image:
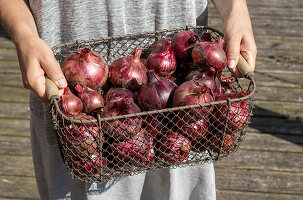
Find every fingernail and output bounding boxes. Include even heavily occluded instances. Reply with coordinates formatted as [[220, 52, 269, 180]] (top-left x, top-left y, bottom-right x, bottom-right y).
[[57, 78, 67, 88], [229, 60, 236, 69]]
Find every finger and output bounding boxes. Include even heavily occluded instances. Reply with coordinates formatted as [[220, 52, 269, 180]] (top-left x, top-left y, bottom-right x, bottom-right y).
[[31, 74, 49, 103], [40, 54, 67, 89], [225, 33, 241, 75], [241, 49, 257, 73]]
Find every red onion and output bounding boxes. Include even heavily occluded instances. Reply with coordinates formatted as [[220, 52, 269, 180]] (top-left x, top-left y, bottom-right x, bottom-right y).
[[104, 87, 134, 105], [207, 133, 235, 153], [150, 37, 173, 51], [70, 152, 107, 176], [179, 118, 209, 139], [102, 97, 142, 140], [172, 30, 201, 61], [191, 41, 227, 72], [147, 40, 177, 77], [173, 80, 215, 121], [184, 67, 221, 96], [63, 114, 102, 158], [59, 87, 83, 116], [143, 117, 165, 137], [109, 48, 148, 91], [201, 32, 212, 42], [62, 46, 109, 90], [157, 131, 191, 164], [74, 84, 104, 114], [214, 90, 250, 132], [138, 70, 177, 111], [112, 130, 155, 166]]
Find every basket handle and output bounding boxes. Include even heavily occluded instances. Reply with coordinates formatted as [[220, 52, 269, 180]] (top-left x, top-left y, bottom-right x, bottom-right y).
[[237, 54, 254, 77], [45, 76, 59, 101]]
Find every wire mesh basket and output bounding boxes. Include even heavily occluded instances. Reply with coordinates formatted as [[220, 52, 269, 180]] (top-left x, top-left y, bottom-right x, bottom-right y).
[[48, 26, 256, 183]]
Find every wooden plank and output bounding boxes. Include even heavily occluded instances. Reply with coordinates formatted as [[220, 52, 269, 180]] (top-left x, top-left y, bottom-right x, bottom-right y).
[[0, 51, 18, 62], [215, 168, 303, 194], [256, 58, 303, 72], [249, 72, 303, 88], [247, 0, 303, 8], [217, 189, 303, 200], [0, 60, 20, 74], [0, 155, 35, 177], [215, 149, 303, 172], [257, 49, 303, 66], [249, 117, 303, 135], [0, 37, 15, 49], [254, 100, 303, 119], [208, 0, 303, 9], [0, 198, 37, 200], [255, 86, 303, 103], [0, 102, 30, 119], [0, 118, 30, 137], [0, 176, 39, 199], [0, 86, 29, 103], [0, 136, 32, 156], [255, 35, 303, 52], [0, 74, 23, 87], [243, 132, 303, 152]]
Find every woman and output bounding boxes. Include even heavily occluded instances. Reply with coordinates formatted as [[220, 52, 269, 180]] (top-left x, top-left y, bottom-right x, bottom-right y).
[[0, 0, 257, 199]]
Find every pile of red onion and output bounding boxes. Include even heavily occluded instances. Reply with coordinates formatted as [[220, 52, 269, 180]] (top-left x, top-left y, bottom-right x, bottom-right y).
[[57, 30, 251, 172]]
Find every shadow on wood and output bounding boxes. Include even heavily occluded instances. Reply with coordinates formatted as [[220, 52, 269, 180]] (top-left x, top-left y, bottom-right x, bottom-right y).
[[250, 105, 303, 146]]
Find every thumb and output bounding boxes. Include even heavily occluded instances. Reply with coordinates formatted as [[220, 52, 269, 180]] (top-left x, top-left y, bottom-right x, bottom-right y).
[[40, 55, 67, 89]]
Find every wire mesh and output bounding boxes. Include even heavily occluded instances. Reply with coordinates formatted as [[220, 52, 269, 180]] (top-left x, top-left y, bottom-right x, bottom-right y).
[[50, 26, 256, 183]]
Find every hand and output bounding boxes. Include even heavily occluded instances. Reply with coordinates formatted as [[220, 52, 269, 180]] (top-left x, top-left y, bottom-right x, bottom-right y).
[[221, 2, 257, 77], [15, 34, 66, 102]]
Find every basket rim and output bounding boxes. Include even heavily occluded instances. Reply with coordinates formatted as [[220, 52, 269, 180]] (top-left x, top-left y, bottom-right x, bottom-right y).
[[51, 25, 222, 50]]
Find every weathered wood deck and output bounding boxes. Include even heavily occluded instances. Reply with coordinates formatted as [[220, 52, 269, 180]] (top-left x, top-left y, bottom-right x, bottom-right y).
[[0, 0, 302, 199]]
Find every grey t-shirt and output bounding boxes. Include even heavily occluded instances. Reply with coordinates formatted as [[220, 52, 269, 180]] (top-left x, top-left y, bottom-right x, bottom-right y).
[[28, 1, 216, 199]]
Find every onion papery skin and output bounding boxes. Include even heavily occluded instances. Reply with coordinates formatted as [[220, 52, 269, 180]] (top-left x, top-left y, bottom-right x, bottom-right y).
[[111, 130, 155, 166], [173, 80, 215, 122], [109, 48, 148, 91], [102, 97, 142, 141], [63, 114, 102, 159], [185, 67, 221, 97], [104, 87, 134, 105], [213, 90, 250, 132], [157, 131, 191, 164], [59, 87, 83, 116], [147, 40, 177, 77], [62, 46, 109, 90], [191, 41, 227, 72], [138, 70, 177, 111], [172, 30, 201, 61], [75, 84, 104, 114]]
